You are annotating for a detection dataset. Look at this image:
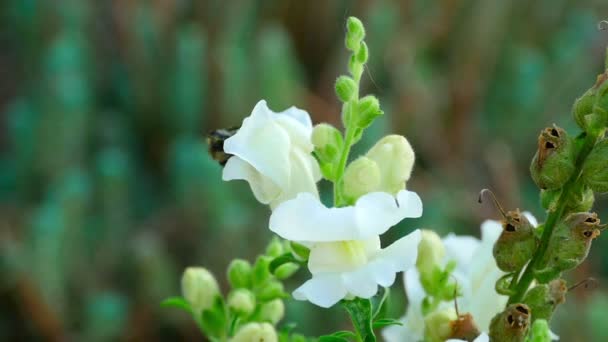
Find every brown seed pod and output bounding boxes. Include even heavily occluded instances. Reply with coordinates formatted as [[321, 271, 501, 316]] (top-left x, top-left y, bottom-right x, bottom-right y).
[[522, 279, 567, 322], [479, 189, 538, 272], [530, 125, 575, 190]]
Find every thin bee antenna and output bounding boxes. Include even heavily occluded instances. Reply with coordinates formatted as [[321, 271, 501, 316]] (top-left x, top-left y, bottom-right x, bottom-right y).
[[478, 189, 507, 218], [598, 21, 608, 31], [568, 278, 598, 292]]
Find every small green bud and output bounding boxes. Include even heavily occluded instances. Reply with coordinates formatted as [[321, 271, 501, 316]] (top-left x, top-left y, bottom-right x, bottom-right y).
[[356, 41, 369, 64], [342, 156, 381, 202], [355, 95, 383, 128], [573, 88, 596, 130], [335, 76, 357, 102], [424, 308, 458, 342], [527, 319, 555, 342], [492, 208, 538, 272], [522, 279, 566, 322], [265, 237, 284, 258], [416, 230, 445, 274], [566, 186, 595, 213], [345, 17, 365, 51], [536, 212, 603, 283], [489, 304, 531, 342], [230, 322, 278, 342], [348, 55, 363, 79], [581, 138, 608, 193], [228, 288, 256, 316], [257, 299, 285, 324], [252, 256, 273, 285], [366, 135, 415, 194], [289, 241, 310, 261], [274, 262, 299, 280], [256, 281, 285, 302], [530, 126, 576, 190], [227, 259, 252, 289], [311, 123, 344, 175], [181, 267, 220, 313]]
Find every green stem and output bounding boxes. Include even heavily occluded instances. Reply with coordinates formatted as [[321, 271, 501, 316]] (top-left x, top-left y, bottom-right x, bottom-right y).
[[508, 132, 599, 304], [334, 127, 355, 206]]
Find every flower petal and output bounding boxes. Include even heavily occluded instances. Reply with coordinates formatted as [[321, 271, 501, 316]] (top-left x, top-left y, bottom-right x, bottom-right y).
[[268, 149, 321, 209], [443, 234, 480, 267], [270, 190, 422, 242], [480, 219, 503, 244], [523, 211, 538, 227], [223, 156, 281, 204], [292, 274, 347, 308]]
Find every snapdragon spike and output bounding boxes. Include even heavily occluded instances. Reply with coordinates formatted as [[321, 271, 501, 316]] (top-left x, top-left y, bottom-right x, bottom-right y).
[[535, 212, 604, 283], [530, 125, 576, 190], [479, 189, 537, 272], [488, 304, 531, 342]]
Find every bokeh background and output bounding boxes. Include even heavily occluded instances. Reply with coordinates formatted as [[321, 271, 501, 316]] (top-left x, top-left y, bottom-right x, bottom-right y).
[[1, 0, 608, 341]]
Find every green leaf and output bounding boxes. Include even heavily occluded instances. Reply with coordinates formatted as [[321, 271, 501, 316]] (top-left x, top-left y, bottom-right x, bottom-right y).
[[160, 296, 192, 314], [371, 287, 390, 319], [341, 298, 376, 342], [318, 331, 355, 342], [372, 318, 403, 329], [200, 296, 228, 339]]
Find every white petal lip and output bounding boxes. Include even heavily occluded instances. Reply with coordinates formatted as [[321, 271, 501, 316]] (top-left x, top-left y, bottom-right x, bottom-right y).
[[269, 190, 422, 242], [292, 230, 421, 308]]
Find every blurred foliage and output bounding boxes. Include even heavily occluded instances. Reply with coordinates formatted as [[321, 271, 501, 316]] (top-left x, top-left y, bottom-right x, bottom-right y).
[[0, 0, 608, 341]]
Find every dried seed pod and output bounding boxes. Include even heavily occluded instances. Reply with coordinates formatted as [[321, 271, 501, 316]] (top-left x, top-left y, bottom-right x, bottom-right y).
[[535, 212, 604, 283], [522, 279, 567, 322], [479, 190, 538, 272], [449, 312, 481, 342], [581, 138, 608, 193], [489, 304, 531, 342], [530, 125, 575, 190]]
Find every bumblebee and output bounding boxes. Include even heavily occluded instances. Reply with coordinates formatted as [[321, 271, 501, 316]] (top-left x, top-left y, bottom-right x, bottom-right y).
[[206, 126, 239, 166]]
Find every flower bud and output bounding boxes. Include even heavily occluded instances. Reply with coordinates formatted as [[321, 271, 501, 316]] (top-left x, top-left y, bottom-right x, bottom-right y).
[[265, 237, 284, 258], [565, 186, 595, 213], [257, 299, 285, 324], [493, 209, 538, 272], [252, 256, 272, 286], [416, 230, 446, 274], [489, 304, 531, 342], [256, 281, 285, 302], [335, 76, 357, 102], [581, 138, 608, 193], [345, 17, 365, 51], [366, 135, 415, 195], [527, 319, 556, 342], [522, 279, 566, 322], [355, 95, 383, 129], [530, 125, 575, 190], [424, 308, 458, 342], [181, 267, 219, 313], [342, 157, 381, 202], [274, 262, 299, 280], [311, 124, 344, 177], [356, 42, 369, 64], [230, 322, 278, 342], [228, 289, 256, 316], [536, 212, 603, 283], [573, 87, 596, 130], [227, 259, 252, 289]]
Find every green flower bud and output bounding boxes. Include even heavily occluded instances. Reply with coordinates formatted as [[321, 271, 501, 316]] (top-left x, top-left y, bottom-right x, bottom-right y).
[[489, 304, 531, 342], [342, 157, 381, 202], [265, 237, 284, 258], [573, 87, 596, 130], [424, 308, 458, 342], [256, 281, 285, 302], [566, 186, 595, 213], [335, 76, 357, 102], [355, 95, 383, 129], [581, 138, 608, 193], [522, 279, 566, 322], [230, 322, 278, 342], [311, 123, 344, 181], [530, 125, 575, 190], [257, 299, 285, 324], [252, 256, 272, 286], [228, 289, 256, 316], [416, 230, 446, 274], [493, 209, 538, 272], [227, 259, 252, 289], [536, 212, 603, 283], [366, 135, 415, 194], [345, 17, 365, 51], [274, 262, 299, 280], [356, 41, 369, 64], [527, 319, 554, 342], [181, 267, 220, 313]]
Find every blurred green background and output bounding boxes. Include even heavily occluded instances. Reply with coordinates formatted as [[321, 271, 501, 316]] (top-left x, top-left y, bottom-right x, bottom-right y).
[[1, 0, 608, 341]]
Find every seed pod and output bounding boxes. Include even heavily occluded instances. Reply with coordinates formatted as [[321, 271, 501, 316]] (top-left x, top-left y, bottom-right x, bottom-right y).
[[581, 138, 608, 193], [448, 313, 481, 342], [522, 279, 567, 322], [573, 87, 596, 130], [530, 125, 575, 190], [535, 212, 604, 283], [479, 190, 538, 272], [489, 304, 531, 342]]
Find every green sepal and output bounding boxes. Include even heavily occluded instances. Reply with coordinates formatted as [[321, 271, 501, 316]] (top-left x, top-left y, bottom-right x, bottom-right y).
[[341, 298, 376, 342], [161, 296, 193, 314], [200, 296, 228, 339], [372, 318, 403, 329], [252, 256, 273, 286], [371, 287, 390, 319], [319, 331, 357, 342], [269, 252, 303, 274]]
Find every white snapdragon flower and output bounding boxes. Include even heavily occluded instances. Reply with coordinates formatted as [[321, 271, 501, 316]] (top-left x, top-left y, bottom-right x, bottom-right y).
[[383, 218, 513, 342], [269, 190, 423, 308], [222, 100, 321, 209]]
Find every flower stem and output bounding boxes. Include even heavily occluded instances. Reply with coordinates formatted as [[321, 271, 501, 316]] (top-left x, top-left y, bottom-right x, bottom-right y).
[[508, 132, 600, 304]]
